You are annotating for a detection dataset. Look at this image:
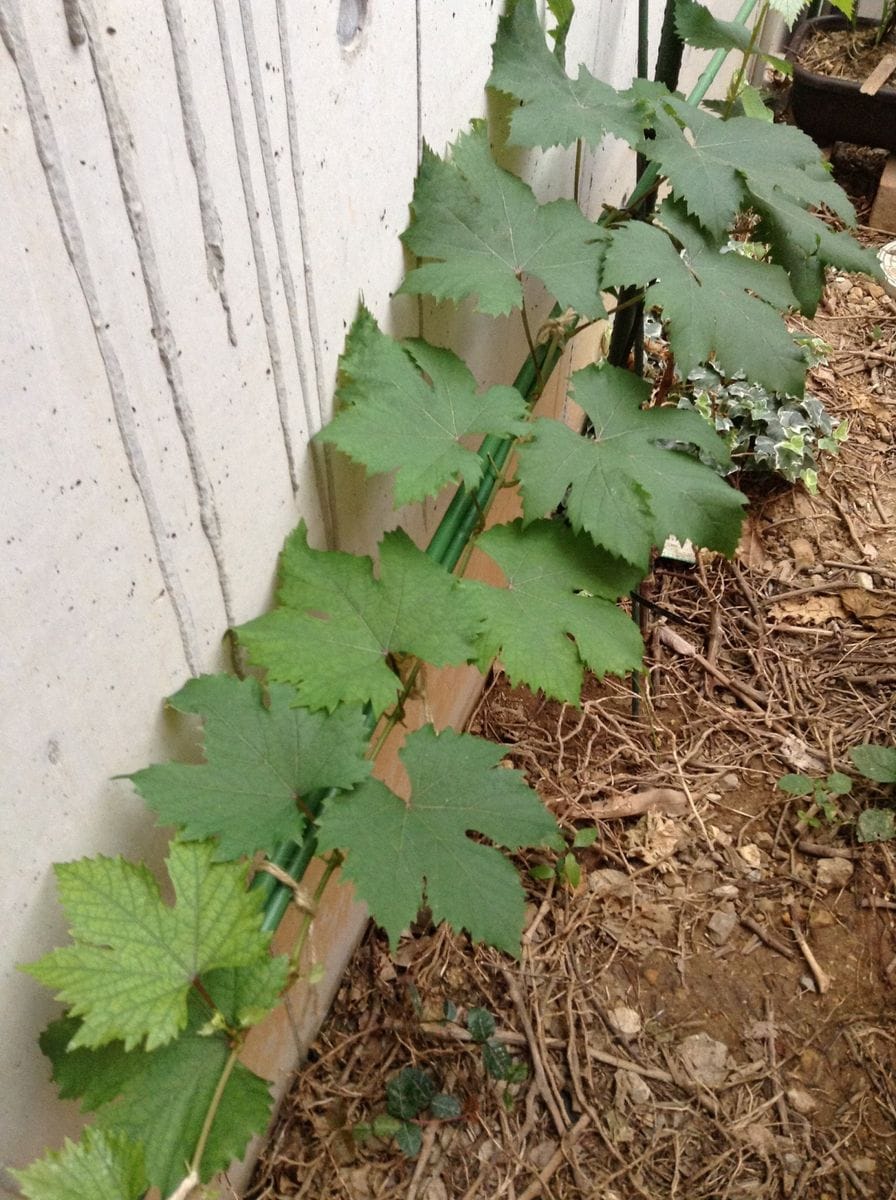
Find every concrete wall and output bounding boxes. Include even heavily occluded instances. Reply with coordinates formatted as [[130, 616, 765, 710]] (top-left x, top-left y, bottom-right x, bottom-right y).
[[0, 0, 739, 1184]]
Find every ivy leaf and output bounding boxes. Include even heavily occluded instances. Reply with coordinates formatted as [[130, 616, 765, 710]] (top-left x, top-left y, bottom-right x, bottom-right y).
[[603, 201, 807, 396], [430, 1093, 462, 1119], [674, 0, 753, 51], [850, 744, 896, 784], [488, 0, 665, 149], [316, 725, 559, 955], [466, 1007, 496, 1043], [24, 840, 279, 1051], [399, 121, 607, 318], [395, 1122, 423, 1157], [467, 519, 643, 703], [236, 523, 482, 716], [516, 364, 746, 568], [40, 1017, 272, 1195], [127, 674, 370, 860], [644, 97, 856, 245], [12, 1129, 147, 1200], [316, 307, 529, 506], [386, 1067, 436, 1119], [482, 1038, 514, 1080]]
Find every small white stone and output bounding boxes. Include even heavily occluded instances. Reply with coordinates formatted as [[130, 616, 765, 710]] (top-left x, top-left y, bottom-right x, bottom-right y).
[[678, 1032, 730, 1087], [615, 1067, 652, 1105], [786, 1086, 817, 1114], [713, 884, 740, 899], [737, 843, 763, 870], [607, 1006, 642, 1039], [707, 908, 738, 945], [816, 857, 854, 889], [720, 772, 740, 791]]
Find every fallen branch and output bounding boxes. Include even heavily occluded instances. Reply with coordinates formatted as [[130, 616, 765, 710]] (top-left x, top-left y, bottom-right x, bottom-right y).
[[790, 903, 831, 994], [659, 626, 766, 713]]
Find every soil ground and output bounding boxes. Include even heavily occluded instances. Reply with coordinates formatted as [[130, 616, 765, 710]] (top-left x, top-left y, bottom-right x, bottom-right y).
[[247, 174, 896, 1200]]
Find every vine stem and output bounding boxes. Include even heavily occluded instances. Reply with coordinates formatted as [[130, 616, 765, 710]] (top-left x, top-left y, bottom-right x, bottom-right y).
[[190, 1043, 241, 1177], [572, 137, 582, 205], [290, 851, 343, 973], [723, 0, 768, 118], [519, 292, 545, 396]]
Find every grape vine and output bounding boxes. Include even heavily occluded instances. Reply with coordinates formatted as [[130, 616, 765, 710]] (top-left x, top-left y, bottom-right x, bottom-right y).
[[15, 2, 881, 1195]]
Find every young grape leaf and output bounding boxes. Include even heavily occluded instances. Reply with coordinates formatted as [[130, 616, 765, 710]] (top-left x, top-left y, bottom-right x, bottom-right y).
[[516, 364, 746, 568], [24, 840, 280, 1051], [127, 674, 370, 860], [236, 523, 483, 716], [488, 0, 666, 149], [316, 307, 529, 506], [465, 519, 643, 703], [603, 201, 807, 396], [316, 725, 559, 955], [40, 1017, 272, 1195], [546, 0, 574, 65], [399, 121, 607, 318], [749, 178, 884, 314], [12, 1129, 147, 1200], [674, 0, 753, 52], [644, 97, 856, 245], [201, 958, 291, 1029], [850, 744, 896, 784]]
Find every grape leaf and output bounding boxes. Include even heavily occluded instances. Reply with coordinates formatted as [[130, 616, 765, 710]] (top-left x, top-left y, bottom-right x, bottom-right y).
[[40, 1017, 273, 1195], [316, 725, 559, 955], [674, 0, 753, 51], [488, 0, 666, 149], [316, 307, 529, 505], [749, 178, 884, 314], [24, 840, 279, 1051], [516, 363, 746, 568], [644, 97, 856, 245], [236, 523, 483, 716], [603, 200, 807, 396], [399, 121, 607, 318], [127, 674, 370, 860], [12, 1129, 146, 1200], [466, 519, 643, 703]]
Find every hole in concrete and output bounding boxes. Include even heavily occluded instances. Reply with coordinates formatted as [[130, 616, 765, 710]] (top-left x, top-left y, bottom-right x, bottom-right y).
[[337, 0, 368, 48]]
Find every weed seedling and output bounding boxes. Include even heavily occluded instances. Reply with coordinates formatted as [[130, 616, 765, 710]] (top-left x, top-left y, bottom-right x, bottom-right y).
[[530, 826, 599, 890], [777, 770, 852, 828]]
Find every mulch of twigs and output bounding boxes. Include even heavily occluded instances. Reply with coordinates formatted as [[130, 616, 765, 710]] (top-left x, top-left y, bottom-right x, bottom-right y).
[[793, 24, 896, 87], [247, 190, 896, 1200]]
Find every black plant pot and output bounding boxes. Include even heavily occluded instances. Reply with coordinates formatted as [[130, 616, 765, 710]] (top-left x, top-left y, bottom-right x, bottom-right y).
[[787, 16, 896, 152]]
